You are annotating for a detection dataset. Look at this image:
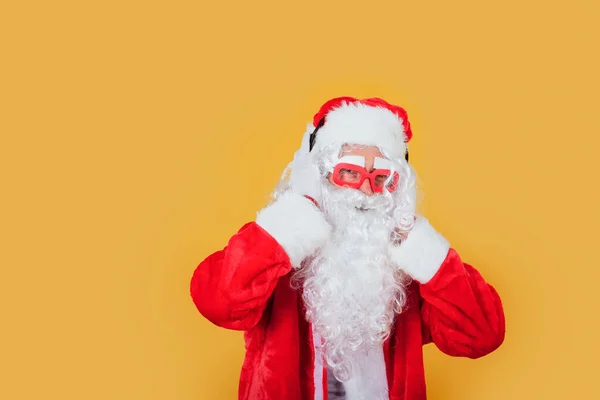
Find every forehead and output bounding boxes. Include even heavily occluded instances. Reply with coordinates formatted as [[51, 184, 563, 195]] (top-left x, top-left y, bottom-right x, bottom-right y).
[[340, 143, 385, 158]]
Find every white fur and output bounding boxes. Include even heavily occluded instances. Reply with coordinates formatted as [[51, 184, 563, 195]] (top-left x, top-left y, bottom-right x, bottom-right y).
[[342, 345, 389, 400], [256, 191, 331, 269], [313, 327, 324, 400], [390, 217, 450, 283], [313, 103, 408, 159]]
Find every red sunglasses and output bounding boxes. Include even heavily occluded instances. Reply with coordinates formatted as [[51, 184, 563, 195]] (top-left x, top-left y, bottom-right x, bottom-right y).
[[332, 161, 400, 193]]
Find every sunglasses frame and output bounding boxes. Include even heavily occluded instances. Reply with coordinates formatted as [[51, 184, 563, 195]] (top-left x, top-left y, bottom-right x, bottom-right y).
[[332, 162, 400, 193]]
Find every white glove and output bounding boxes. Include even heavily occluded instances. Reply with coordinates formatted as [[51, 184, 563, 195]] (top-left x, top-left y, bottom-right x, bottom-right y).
[[389, 216, 450, 283], [256, 127, 331, 267], [288, 126, 323, 205]]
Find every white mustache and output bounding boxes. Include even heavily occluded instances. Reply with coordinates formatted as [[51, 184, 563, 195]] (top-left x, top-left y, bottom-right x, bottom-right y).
[[325, 185, 393, 212]]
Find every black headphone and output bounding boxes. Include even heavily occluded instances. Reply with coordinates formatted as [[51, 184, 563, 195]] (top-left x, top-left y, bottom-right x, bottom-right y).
[[308, 117, 409, 162]]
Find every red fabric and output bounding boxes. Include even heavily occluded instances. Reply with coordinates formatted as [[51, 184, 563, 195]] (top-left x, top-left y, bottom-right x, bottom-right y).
[[312, 97, 413, 142], [303, 195, 319, 207], [191, 222, 505, 400]]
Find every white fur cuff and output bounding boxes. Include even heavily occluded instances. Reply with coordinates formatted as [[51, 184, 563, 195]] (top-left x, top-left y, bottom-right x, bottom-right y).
[[390, 217, 450, 283], [256, 191, 331, 268]]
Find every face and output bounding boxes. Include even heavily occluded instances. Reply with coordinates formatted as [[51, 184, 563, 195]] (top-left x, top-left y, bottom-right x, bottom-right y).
[[327, 144, 388, 196]]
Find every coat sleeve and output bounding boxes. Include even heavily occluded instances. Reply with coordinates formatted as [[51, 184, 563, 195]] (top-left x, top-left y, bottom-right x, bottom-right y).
[[418, 249, 505, 358], [190, 191, 331, 331], [391, 217, 505, 358]]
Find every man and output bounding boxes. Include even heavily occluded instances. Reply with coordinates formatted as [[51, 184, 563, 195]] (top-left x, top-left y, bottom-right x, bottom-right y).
[[190, 97, 505, 400]]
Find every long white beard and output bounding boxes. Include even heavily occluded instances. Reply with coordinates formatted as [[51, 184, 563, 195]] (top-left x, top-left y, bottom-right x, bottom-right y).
[[294, 183, 409, 395]]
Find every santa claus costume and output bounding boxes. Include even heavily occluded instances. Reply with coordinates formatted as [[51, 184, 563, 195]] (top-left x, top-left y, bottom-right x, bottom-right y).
[[190, 97, 505, 400]]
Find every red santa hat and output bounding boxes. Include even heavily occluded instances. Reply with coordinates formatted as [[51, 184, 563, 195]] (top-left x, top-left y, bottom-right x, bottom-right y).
[[308, 96, 413, 161]]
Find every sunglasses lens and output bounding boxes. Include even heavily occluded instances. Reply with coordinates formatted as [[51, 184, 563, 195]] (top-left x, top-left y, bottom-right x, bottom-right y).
[[337, 167, 362, 184], [373, 174, 390, 189], [384, 172, 400, 192]]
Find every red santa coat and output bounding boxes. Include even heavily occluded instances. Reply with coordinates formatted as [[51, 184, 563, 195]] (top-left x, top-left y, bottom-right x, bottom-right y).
[[191, 193, 505, 400]]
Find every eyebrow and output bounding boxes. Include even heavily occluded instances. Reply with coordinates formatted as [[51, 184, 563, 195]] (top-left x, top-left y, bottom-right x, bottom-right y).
[[373, 157, 394, 170], [336, 155, 366, 167], [335, 156, 394, 174]]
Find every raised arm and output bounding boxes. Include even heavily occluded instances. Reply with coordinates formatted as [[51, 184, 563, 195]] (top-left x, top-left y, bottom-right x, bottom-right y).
[[391, 217, 505, 358], [190, 191, 331, 331]]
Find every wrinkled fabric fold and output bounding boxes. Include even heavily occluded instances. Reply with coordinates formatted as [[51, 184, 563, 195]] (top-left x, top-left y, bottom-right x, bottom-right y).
[[191, 222, 505, 399]]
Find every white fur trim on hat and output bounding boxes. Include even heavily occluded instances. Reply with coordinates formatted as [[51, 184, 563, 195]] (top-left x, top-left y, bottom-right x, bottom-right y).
[[313, 102, 408, 159], [256, 191, 331, 268], [390, 217, 450, 283]]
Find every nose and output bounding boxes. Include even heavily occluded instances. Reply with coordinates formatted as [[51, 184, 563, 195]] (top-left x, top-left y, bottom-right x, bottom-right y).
[[359, 178, 374, 196]]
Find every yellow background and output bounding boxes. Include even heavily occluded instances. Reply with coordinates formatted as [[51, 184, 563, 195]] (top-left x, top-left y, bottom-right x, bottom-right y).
[[1, 0, 599, 399]]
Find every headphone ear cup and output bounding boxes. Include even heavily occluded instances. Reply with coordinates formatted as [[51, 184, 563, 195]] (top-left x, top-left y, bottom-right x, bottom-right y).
[[309, 118, 326, 152]]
